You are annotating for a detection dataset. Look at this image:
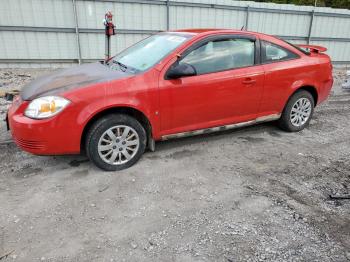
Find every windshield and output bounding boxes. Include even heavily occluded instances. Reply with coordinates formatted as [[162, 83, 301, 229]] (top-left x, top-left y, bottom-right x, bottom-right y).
[[109, 33, 193, 73]]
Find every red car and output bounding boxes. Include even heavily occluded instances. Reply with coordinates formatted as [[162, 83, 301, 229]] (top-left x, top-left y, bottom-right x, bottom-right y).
[[7, 29, 333, 171]]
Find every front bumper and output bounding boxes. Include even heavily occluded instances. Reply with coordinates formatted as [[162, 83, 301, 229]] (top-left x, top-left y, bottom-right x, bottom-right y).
[[8, 97, 81, 155]]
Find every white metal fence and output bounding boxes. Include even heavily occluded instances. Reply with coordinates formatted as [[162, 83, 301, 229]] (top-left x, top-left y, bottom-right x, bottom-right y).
[[0, 0, 350, 68]]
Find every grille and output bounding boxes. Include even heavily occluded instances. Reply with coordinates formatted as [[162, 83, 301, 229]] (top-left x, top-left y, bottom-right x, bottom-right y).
[[15, 137, 45, 150]]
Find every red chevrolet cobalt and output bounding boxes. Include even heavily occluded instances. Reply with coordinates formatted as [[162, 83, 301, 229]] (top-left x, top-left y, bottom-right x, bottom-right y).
[[7, 29, 333, 171]]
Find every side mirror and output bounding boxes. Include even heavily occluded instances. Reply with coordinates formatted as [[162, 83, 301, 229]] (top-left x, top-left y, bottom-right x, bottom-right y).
[[166, 63, 197, 79]]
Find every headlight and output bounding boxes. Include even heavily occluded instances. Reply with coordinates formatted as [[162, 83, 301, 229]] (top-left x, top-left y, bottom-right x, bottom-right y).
[[24, 96, 70, 119]]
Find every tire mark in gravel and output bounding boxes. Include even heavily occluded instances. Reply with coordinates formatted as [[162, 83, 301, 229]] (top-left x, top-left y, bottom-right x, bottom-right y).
[[245, 175, 350, 251], [165, 149, 201, 160], [327, 100, 350, 105], [330, 93, 350, 99]]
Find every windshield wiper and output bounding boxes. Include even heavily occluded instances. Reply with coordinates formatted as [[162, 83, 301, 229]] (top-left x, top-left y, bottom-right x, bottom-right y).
[[112, 60, 128, 71]]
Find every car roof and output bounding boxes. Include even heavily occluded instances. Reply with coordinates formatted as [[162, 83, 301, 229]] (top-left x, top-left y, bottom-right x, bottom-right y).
[[172, 28, 255, 35], [171, 28, 293, 49], [171, 28, 275, 40]]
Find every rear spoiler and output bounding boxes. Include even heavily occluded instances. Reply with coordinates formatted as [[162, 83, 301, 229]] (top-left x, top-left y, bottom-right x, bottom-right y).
[[297, 44, 327, 53]]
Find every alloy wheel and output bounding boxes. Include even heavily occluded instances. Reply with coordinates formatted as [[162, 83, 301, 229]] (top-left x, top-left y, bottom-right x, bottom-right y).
[[290, 97, 312, 127], [97, 125, 140, 165]]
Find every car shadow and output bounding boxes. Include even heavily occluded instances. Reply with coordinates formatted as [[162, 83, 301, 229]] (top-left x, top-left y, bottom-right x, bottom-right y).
[[152, 121, 281, 153], [16, 121, 283, 171]]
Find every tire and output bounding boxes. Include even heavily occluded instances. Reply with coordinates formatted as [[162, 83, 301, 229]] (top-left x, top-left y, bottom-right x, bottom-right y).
[[278, 90, 315, 132], [85, 114, 147, 171]]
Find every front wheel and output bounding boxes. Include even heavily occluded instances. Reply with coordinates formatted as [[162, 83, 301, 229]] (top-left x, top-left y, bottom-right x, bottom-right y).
[[278, 90, 315, 132], [85, 114, 147, 171]]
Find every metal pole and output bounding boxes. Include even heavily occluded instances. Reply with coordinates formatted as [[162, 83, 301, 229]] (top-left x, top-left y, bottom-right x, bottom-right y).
[[72, 0, 82, 64], [245, 5, 250, 30], [105, 35, 111, 60], [166, 0, 170, 30], [105, 35, 108, 60], [307, 10, 315, 44]]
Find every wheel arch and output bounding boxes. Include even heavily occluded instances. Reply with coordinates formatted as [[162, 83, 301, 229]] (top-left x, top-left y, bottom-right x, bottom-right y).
[[292, 85, 319, 106], [80, 106, 154, 153]]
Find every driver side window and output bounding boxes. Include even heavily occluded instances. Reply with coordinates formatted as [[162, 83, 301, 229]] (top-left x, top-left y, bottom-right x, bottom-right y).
[[180, 38, 255, 75]]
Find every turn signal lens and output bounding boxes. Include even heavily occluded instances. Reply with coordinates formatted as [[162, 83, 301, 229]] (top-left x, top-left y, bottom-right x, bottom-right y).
[[40, 103, 51, 113], [24, 96, 70, 119]]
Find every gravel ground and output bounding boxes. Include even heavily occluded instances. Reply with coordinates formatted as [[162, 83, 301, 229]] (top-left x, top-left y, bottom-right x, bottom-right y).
[[0, 67, 350, 261]]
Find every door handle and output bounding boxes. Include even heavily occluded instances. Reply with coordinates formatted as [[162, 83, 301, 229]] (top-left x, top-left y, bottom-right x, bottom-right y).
[[242, 78, 256, 85]]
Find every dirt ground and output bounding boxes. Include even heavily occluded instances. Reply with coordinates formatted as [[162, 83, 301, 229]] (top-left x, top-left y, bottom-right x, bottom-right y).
[[0, 67, 350, 262]]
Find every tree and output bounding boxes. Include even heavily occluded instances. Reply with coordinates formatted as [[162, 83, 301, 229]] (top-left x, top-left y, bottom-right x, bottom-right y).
[[245, 0, 350, 9]]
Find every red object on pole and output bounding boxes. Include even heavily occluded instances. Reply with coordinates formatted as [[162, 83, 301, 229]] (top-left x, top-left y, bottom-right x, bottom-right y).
[[104, 11, 116, 60], [104, 11, 116, 36]]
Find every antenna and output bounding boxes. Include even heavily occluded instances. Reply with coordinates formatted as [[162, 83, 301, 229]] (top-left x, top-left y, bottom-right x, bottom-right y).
[[241, 25, 245, 31]]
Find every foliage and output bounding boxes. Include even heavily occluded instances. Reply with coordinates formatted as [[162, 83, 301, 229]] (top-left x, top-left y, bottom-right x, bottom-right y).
[[248, 0, 350, 9]]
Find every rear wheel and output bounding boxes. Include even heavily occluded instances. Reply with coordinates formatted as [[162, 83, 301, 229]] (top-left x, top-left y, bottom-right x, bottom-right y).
[[86, 114, 147, 171], [278, 90, 314, 132]]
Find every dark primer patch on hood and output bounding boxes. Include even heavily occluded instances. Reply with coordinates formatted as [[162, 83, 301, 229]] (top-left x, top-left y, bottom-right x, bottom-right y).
[[21, 63, 131, 100]]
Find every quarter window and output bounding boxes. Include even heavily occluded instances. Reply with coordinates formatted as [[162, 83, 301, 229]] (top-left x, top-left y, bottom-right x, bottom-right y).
[[262, 41, 299, 63], [179, 38, 255, 75]]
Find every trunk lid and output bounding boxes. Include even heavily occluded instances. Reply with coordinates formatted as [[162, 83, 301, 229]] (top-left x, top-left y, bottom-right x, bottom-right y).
[[297, 44, 327, 54]]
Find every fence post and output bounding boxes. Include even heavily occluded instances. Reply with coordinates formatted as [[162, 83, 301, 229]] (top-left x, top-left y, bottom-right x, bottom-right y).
[[307, 10, 315, 44], [245, 5, 250, 30], [72, 0, 82, 64], [166, 0, 170, 30]]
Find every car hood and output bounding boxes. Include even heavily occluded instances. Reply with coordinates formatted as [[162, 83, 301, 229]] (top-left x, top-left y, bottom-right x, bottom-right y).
[[20, 62, 132, 100]]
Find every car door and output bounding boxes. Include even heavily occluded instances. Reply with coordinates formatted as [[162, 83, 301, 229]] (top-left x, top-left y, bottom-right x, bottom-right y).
[[158, 34, 265, 136], [259, 40, 309, 116]]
